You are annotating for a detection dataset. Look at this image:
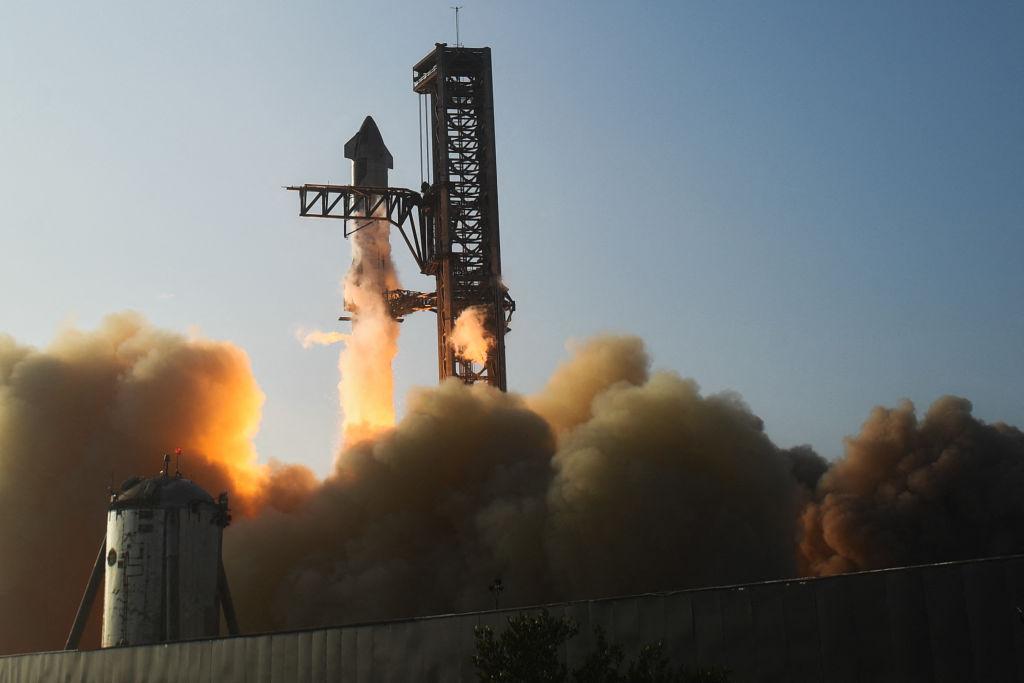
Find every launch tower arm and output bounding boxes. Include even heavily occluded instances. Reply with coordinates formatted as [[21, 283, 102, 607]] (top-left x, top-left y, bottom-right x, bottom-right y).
[[286, 184, 434, 274], [386, 289, 437, 319]]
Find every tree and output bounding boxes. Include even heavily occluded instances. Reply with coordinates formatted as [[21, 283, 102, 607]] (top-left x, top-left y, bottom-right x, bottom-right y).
[[473, 611, 731, 683], [474, 610, 579, 682]]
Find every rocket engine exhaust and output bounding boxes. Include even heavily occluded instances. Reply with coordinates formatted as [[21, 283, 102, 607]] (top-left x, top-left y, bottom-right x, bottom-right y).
[[301, 116, 401, 448]]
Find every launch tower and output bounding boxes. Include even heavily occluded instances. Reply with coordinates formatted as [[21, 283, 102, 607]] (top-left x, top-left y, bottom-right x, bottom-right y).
[[289, 44, 514, 390]]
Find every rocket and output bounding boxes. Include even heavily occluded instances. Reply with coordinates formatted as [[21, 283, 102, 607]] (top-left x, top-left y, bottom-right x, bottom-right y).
[[339, 116, 395, 324], [344, 116, 393, 188]]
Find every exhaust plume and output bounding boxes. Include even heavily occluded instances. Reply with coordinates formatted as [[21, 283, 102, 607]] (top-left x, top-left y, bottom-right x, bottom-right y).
[[334, 212, 401, 446], [450, 306, 494, 365]]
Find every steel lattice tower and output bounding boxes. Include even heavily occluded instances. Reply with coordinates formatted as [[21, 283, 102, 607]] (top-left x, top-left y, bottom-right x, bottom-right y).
[[414, 44, 512, 389], [289, 43, 513, 391]]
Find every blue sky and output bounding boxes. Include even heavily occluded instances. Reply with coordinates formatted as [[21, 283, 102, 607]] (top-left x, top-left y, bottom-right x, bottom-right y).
[[1, 1, 1021, 476]]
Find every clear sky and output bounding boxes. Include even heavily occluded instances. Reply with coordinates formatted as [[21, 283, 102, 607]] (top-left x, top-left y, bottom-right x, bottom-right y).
[[1, 1, 1021, 477]]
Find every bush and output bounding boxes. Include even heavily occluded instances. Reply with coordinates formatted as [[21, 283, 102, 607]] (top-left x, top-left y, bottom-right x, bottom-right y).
[[474, 611, 579, 682], [473, 611, 731, 683]]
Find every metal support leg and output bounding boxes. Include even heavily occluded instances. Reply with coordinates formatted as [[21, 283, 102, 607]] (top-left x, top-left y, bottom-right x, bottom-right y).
[[65, 537, 106, 650], [217, 558, 239, 636]]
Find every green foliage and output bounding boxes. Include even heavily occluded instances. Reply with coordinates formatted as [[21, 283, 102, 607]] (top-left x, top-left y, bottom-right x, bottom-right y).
[[473, 612, 732, 683], [622, 642, 675, 683], [678, 667, 732, 683], [572, 627, 624, 683], [474, 610, 579, 682]]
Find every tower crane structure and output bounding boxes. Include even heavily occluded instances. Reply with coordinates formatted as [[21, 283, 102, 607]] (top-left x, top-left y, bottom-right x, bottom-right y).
[[288, 44, 513, 390]]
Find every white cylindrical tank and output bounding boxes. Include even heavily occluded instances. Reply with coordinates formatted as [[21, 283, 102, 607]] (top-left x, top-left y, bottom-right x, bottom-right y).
[[101, 461, 229, 647]]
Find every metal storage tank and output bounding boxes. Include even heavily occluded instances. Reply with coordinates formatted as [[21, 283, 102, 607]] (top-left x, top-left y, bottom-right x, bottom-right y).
[[100, 455, 231, 647]]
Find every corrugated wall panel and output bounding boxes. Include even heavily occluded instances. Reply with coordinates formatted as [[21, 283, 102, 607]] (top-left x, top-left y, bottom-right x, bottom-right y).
[[6, 654, 25, 683], [637, 594, 667, 650], [925, 563, 974, 682], [167, 641, 185, 683], [353, 625, 374, 683], [295, 630, 314, 683], [6, 556, 1024, 682], [1005, 559, 1024, 682], [276, 630, 296, 683], [885, 568, 933, 683], [816, 577, 857, 683], [40, 653, 64, 682], [61, 652, 78, 683], [175, 640, 193, 682], [849, 573, 891, 683], [325, 627, 343, 681], [375, 623, 395, 681], [663, 591, 697, 668], [588, 598, 615, 648], [211, 635, 242, 681], [750, 582, 787, 682], [197, 638, 216, 682], [614, 596, 641, 650], [13, 654, 34, 683], [340, 622, 357, 681], [418, 618, 448, 683], [454, 614, 480, 681], [385, 620, 411, 682], [720, 587, 755, 682], [146, 643, 166, 682], [310, 628, 327, 681], [403, 615, 430, 681], [269, 630, 287, 682], [563, 600, 593, 669], [963, 559, 1015, 682], [692, 589, 724, 668], [782, 580, 822, 683], [130, 643, 151, 683], [248, 634, 273, 683]]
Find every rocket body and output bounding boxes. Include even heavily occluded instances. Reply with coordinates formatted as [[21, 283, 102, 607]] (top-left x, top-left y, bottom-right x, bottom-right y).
[[344, 116, 393, 187]]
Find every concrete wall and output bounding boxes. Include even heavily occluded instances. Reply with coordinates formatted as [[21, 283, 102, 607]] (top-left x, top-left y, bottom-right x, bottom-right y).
[[4, 554, 1024, 682]]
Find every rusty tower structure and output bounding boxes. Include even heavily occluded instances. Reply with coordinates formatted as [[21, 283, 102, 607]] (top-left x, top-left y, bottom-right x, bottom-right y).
[[289, 44, 513, 390]]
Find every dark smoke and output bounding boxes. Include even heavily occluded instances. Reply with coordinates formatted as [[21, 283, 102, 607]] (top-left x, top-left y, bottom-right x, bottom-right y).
[[1, 316, 1022, 655], [227, 336, 809, 631], [799, 396, 1024, 575]]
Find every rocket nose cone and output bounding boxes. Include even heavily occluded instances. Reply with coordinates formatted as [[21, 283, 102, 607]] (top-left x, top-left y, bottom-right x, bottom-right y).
[[344, 116, 394, 168]]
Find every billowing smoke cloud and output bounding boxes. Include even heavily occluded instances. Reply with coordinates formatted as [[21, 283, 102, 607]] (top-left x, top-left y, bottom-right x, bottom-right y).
[[226, 380, 555, 629], [799, 397, 1024, 575], [2, 316, 1023, 655], [299, 329, 349, 348], [298, 210, 401, 449], [226, 336, 808, 632], [0, 313, 311, 654]]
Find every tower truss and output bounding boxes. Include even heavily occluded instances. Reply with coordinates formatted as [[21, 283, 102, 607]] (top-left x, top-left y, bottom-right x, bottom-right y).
[[414, 44, 511, 389], [289, 44, 513, 391]]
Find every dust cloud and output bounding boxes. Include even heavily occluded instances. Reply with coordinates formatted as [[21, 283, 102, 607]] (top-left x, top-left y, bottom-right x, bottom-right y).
[[799, 396, 1024, 575], [1, 317, 1022, 654], [226, 335, 812, 631], [0, 313, 302, 653]]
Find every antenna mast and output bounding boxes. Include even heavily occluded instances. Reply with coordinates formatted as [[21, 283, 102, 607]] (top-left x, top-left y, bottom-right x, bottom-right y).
[[451, 6, 463, 47]]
